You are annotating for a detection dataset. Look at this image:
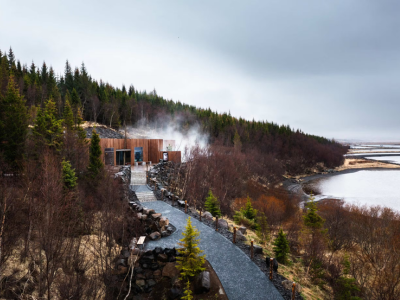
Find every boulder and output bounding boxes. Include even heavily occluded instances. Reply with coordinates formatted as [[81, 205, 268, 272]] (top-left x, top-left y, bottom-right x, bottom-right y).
[[216, 219, 228, 229], [238, 226, 247, 234], [254, 245, 263, 255], [282, 280, 302, 293], [203, 211, 213, 220], [149, 232, 161, 240], [141, 214, 147, 221], [162, 262, 180, 278], [137, 212, 143, 219], [151, 213, 162, 220], [166, 226, 174, 234], [177, 200, 185, 207], [168, 287, 183, 299], [266, 257, 278, 272], [153, 269, 162, 279], [136, 279, 145, 287], [236, 230, 247, 241], [194, 271, 210, 294], [147, 279, 157, 287], [160, 217, 169, 227], [157, 253, 169, 262], [153, 247, 163, 256], [161, 231, 169, 237]]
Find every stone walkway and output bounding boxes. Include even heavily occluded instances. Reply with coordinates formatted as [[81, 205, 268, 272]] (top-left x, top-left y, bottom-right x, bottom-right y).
[[143, 201, 283, 300], [130, 166, 157, 202]]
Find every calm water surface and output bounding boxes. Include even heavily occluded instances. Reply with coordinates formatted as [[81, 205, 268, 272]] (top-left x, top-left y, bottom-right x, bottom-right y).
[[314, 170, 400, 211], [365, 155, 400, 164]]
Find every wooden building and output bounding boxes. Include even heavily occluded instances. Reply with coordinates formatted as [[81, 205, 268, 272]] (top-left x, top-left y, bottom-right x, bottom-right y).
[[99, 138, 181, 165]]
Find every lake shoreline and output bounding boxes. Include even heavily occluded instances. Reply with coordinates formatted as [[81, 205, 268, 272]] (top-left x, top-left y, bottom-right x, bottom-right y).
[[284, 165, 400, 202]]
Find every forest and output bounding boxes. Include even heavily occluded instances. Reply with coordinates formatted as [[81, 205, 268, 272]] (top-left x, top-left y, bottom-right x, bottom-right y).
[[0, 47, 347, 177], [1, 47, 375, 300]]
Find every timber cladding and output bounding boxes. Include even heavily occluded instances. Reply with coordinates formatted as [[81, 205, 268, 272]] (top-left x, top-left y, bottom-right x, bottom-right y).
[[98, 139, 181, 165]]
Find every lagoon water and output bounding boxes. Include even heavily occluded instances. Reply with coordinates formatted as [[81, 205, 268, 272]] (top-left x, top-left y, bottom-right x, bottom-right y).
[[365, 155, 400, 164], [314, 170, 400, 211]]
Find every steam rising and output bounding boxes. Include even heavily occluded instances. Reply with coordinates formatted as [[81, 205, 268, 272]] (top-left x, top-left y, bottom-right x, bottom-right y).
[[124, 118, 209, 157]]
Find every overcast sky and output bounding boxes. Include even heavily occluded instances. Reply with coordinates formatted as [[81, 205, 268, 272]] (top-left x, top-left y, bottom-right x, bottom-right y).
[[1, 0, 400, 141]]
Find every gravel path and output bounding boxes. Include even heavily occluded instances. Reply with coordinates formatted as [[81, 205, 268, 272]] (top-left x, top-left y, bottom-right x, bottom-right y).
[[143, 201, 283, 300]]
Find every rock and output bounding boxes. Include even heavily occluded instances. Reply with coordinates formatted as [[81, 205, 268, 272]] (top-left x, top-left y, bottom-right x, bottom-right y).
[[120, 249, 130, 259], [153, 247, 163, 256], [194, 271, 210, 294], [137, 212, 143, 219], [238, 226, 247, 234], [177, 200, 185, 207], [136, 279, 145, 287], [166, 226, 174, 233], [153, 269, 162, 278], [161, 231, 169, 237], [160, 217, 169, 227], [236, 230, 247, 241], [149, 232, 161, 240], [115, 259, 126, 267], [203, 211, 213, 220], [254, 245, 263, 254], [164, 248, 176, 257], [168, 287, 183, 299], [282, 280, 302, 293], [266, 257, 278, 272], [151, 213, 162, 220], [141, 214, 147, 221], [157, 254, 169, 262], [144, 269, 154, 279], [147, 279, 156, 287], [143, 208, 155, 215], [216, 219, 228, 229], [162, 262, 180, 278]]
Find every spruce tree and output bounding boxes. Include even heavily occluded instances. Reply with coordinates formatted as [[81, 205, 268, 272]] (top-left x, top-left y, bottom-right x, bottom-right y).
[[303, 194, 325, 230], [257, 212, 270, 245], [273, 228, 290, 264], [241, 196, 258, 220], [62, 159, 77, 190], [176, 217, 205, 280], [33, 98, 63, 151], [87, 129, 103, 177], [0, 74, 29, 169], [204, 190, 221, 217], [63, 99, 74, 130]]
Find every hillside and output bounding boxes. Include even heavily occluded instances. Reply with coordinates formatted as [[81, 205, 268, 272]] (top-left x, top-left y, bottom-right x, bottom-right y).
[[0, 48, 346, 177]]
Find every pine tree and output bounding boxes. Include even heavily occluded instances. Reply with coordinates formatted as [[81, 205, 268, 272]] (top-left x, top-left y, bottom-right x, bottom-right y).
[[257, 212, 270, 245], [303, 194, 325, 230], [62, 159, 77, 190], [33, 98, 63, 151], [204, 190, 221, 217], [182, 280, 193, 300], [176, 217, 205, 280], [87, 129, 103, 177], [273, 228, 290, 264], [0, 74, 29, 169], [241, 196, 258, 220], [8, 47, 16, 71], [63, 99, 74, 130]]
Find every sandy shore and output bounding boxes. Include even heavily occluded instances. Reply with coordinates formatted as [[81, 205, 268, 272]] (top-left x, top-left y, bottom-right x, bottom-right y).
[[335, 158, 400, 171]]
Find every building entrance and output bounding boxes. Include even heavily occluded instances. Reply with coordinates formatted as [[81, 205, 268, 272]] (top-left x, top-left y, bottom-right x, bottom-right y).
[[116, 149, 131, 165]]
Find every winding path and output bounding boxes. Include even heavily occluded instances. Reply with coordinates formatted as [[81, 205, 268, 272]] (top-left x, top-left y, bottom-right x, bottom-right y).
[[143, 201, 283, 300]]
